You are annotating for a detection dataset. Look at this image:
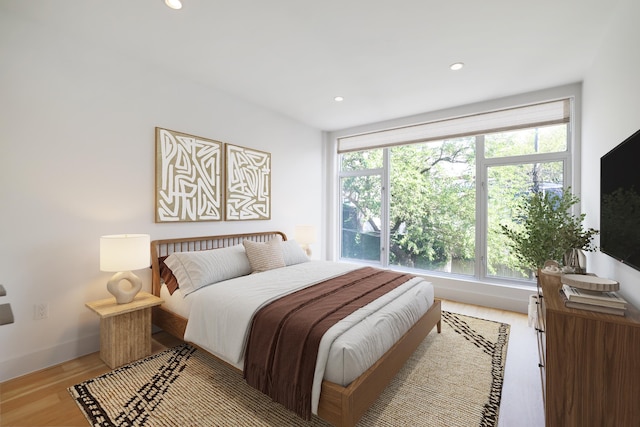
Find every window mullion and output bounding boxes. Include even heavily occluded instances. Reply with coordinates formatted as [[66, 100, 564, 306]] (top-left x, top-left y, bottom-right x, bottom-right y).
[[381, 148, 390, 267], [476, 135, 487, 280]]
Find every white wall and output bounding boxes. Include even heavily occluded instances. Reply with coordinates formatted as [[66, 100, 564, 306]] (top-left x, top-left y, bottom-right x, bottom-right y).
[[0, 10, 323, 381], [582, 0, 640, 308]]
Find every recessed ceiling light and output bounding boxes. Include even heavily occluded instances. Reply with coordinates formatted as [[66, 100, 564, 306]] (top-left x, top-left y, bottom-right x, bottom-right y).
[[450, 62, 464, 71], [165, 0, 182, 10], [334, 96, 344, 102]]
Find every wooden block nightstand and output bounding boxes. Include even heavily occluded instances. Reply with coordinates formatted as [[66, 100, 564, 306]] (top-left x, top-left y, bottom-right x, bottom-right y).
[[86, 292, 163, 369]]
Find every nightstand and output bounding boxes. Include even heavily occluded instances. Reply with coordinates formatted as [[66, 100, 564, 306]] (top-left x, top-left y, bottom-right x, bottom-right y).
[[86, 292, 163, 369]]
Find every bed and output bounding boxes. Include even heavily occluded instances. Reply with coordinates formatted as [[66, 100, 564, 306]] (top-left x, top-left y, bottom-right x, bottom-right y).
[[150, 231, 442, 427]]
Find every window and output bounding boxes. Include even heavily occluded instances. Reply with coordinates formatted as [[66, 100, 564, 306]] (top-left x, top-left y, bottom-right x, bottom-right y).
[[341, 173, 382, 262], [388, 137, 476, 274], [338, 100, 572, 284]]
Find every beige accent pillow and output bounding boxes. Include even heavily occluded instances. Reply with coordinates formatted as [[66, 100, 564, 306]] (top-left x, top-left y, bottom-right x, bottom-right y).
[[243, 238, 286, 273]]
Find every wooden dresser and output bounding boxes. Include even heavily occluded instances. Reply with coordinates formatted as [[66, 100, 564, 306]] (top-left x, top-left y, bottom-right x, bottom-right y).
[[536, 271, 640, 426]]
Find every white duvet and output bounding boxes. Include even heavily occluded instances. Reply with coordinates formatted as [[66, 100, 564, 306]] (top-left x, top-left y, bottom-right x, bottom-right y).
[[183, 260, 434, 414]]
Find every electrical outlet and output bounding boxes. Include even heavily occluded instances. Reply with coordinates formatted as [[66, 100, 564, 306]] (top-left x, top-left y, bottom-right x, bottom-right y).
[[34, 302, 49, 320]]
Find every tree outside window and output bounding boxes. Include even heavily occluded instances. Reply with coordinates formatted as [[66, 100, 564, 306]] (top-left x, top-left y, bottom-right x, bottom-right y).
[[339, 123, 569, 284]]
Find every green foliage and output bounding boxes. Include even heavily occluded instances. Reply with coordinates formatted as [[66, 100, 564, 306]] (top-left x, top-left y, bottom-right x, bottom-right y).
[[486, 162, 565, 278], [340, 124, 579, 279], [388, 139, 476, 269], [500, 188, 599, 270]]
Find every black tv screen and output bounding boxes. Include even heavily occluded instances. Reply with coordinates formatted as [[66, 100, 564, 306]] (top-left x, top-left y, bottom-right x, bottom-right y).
[[600, 128, 640, 272]]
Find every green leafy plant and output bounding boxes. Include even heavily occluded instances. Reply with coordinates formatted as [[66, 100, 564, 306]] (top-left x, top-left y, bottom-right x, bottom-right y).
[[500, 188, 599, 270]]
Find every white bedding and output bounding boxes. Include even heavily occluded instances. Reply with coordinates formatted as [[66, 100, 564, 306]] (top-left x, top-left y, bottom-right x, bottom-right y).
[[175, 260, 434, 414], [160, 285, 191, 318]]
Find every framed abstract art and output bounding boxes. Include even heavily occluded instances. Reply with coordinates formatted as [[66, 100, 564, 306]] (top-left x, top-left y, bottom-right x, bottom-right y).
[[155, 127, 223, 222], [225, 143, 271, 220]]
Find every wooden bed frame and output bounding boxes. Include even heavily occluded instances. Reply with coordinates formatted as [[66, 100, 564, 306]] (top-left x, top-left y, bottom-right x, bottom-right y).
[[150, 231, 442, 427]]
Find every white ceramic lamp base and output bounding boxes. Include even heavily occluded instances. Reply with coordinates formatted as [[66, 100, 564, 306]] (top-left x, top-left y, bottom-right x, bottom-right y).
[[106, 271, 142, 304], [302, 244, 312, 257]]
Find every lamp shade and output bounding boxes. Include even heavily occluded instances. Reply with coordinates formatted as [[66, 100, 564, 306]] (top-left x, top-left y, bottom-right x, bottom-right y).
[[294, 225, 316, 244], [100, 234, 150, 272]]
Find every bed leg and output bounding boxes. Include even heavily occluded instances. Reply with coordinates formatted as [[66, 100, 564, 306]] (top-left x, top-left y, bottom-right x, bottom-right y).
[[437, 320, 442, 333]]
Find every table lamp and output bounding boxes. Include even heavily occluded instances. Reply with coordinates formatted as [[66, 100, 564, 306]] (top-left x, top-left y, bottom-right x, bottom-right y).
[[294, 225, 316, 257], [100, 234, 150, 304]]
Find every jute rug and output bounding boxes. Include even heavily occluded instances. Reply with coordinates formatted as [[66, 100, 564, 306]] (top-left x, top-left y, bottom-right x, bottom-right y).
[[69, 311, 509, 427]]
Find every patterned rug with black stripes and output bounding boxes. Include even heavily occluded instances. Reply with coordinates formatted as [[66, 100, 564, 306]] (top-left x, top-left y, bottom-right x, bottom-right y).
[[69, 311, 509, 427]]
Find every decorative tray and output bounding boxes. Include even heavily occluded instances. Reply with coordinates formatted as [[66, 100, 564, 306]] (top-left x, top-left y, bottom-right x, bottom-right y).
[[562, 274, 620, 292]]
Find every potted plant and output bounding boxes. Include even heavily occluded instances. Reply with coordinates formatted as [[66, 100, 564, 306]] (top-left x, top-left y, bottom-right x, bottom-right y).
[[500, 187, 599, 274]]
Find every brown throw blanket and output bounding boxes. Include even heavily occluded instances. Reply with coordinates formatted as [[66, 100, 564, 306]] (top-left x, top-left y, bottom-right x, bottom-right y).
[[243, 267, 415, 420]]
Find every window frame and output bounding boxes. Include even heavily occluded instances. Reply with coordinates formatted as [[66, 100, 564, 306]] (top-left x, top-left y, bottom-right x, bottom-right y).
[[335, 98, 575, 286], [479, 133, 572, 284], [339, 164, 386, 265]]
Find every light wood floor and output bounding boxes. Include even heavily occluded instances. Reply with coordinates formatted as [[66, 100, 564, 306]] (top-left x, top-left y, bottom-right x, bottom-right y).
[[443, 300, 545, 427], [0, 300, 544, 427]]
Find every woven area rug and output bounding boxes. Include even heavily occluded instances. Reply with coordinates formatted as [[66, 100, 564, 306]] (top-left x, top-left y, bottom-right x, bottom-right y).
[[69, 311, 509, 427]]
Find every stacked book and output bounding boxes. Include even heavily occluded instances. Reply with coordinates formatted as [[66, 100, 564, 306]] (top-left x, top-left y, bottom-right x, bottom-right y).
[[560, 284, 627, 316]]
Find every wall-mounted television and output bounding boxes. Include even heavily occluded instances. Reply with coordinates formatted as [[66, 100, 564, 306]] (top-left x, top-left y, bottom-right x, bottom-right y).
[[600, 128, 640, 272]]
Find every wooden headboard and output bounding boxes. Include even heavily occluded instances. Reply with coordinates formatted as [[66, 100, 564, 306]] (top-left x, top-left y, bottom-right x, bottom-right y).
[[150, 231, 287, 297]]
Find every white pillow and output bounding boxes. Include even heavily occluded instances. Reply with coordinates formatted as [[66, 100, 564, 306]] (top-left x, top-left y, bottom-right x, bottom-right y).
[[243, 238, 286, 273], [164, 244, 251, 295], [281, 239, 310, 266]]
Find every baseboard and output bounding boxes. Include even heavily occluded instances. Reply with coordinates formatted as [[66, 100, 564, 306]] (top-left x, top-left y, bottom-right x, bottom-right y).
[[0, 333, 100, 382], [425, 275, 534, 314]]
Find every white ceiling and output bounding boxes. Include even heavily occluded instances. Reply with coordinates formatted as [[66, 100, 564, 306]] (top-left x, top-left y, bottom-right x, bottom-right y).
[[3, 0, 621, 131]]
